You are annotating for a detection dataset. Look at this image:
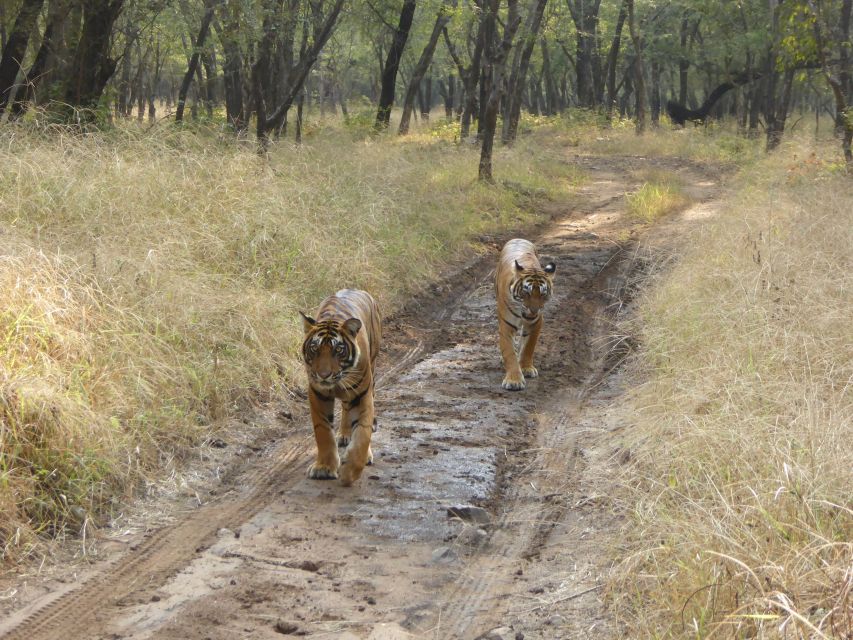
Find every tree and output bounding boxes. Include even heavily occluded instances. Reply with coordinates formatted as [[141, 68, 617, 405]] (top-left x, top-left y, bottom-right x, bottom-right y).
[[253, 0, 346, 148], [603, 0, 627, 121], [176, 0, 218, 123], [0, 0, 46, 114], [625, 0, 645, 134], [375, 0, 417, 129], [442, 4, 486, 138], [565, 0, 601, 108], [399, 0, 452, 135], [501, 0, 548, 143], [63, 0, 126, 119], [478, 0, 521, 182], [806, 0, 852, 164]]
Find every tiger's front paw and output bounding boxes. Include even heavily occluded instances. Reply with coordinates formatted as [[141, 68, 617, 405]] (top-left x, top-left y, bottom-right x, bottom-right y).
[[366, 445, 374, 466], [338, 462, 363, 487], [501, 374, 526, 391], [521, 365, 538, 378], [308, 460, 339, 480]]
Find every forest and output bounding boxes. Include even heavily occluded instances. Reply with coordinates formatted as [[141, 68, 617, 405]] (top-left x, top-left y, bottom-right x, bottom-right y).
[[0, 1, 851, 639], [0, 0, 851, 168]]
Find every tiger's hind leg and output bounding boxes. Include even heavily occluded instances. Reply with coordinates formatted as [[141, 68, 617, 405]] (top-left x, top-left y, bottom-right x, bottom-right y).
[[307, 389, 340, 480], [519, 316, 543, 379], [339, 389, 375, 486]]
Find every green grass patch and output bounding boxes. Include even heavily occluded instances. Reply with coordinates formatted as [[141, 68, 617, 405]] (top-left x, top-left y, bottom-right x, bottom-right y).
[[626, 176, 690, 223]]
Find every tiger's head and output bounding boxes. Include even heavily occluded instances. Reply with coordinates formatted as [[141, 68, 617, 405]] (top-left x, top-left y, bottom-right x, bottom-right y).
[[511, 259, 556, 320], [300, 314, 362, 388]]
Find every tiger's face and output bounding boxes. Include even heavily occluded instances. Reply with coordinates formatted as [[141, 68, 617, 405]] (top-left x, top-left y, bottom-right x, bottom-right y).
[[300, 315, 362, 388], [511, 260, 556, 320]]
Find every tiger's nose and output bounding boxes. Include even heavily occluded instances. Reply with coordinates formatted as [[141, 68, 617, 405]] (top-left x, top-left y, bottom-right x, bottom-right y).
[[318, 369, 333, 380]]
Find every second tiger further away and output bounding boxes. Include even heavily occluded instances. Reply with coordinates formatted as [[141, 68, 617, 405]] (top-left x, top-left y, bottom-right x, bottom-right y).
[[300, 289, 382, 486], [495, 239, 556, 390]]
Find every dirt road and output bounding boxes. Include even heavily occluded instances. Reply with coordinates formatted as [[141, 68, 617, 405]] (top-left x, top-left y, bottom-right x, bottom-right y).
[[0, 156, 722, 640]]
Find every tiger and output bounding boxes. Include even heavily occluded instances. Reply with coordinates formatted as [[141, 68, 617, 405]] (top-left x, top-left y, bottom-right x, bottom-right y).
[[495, 239, 556, 390], [300, 289, 382, 486]]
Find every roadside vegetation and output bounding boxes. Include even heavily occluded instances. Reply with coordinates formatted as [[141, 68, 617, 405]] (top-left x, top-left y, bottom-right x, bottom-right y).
[[611, 137, 852, 638]]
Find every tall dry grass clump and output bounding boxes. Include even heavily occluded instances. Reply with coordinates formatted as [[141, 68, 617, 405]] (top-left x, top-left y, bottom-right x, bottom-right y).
[[0, 120, 576, 562], [611, 146, 852, 638]]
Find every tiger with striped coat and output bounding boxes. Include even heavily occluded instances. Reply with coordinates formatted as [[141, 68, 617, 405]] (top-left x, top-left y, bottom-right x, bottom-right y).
[[300, 289, 382, 486], [495, 239, 556, 390]]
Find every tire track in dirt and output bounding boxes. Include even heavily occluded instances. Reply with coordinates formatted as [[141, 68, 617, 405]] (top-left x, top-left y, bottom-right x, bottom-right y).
[[430, 259, 632, 639], [428, 158, 723, 639], [0, 443, 308, 640], [0, 331, 437, 640], [427, 185, 635, 638]]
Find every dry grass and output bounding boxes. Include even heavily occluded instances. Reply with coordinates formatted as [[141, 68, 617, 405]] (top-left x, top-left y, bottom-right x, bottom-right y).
[[610, 142, 852, 638], [0, 117, 579, 562]]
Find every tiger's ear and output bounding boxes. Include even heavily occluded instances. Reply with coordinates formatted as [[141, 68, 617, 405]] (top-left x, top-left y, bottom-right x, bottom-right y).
[[514, 259, 525, 272], [299, 312, 316, 334], [343, 318, 362, 336], [543, 261, 556, 275]]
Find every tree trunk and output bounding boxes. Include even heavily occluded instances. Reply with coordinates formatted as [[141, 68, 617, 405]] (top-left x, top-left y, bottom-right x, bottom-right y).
[[502, 0, 548, 143], [766, 67, 795, 151], [255, 0, 344, 148], [444, 14, 485, 139], [117, 31, 132, 117], [764, 1, 786, 151], [147, 38, 161, 122], [444, 74, 454, 119], [567, 0, 602, 109], [399, 2, 449, 135], [10, 0, 75, 116], [1, 5, 6, 52], [541, 37, 558, 115], [376, 0, 417, 129], [650, 59, 660, 126], [295, 90, 304, 144], [202, 52, 215, 118], [0, 0, 45, 114], [63, 0, 125, 119], [837, 0, 851, 138], [479, 0, 521, 182], [678, 14, 690, 107], [338, 81, 348, 118], [176, 0, 216, 123], [626, 0, 646, 134], [218, 0, 245, 131], [604, 0, 627, 122], [809, 0, 852, 165], [422, 71, 431, 119]]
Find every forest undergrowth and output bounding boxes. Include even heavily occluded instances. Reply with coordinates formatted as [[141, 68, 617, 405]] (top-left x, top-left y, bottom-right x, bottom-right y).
[[609, 139, 852, 638]]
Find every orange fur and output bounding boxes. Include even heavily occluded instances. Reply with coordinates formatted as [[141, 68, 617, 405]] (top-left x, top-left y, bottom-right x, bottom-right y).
[[494, 239, 555, 390], [300, 289, 381, 486]]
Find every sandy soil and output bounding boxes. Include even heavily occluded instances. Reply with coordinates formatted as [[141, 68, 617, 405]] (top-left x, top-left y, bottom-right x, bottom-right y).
[[0, 155, 722, 640]]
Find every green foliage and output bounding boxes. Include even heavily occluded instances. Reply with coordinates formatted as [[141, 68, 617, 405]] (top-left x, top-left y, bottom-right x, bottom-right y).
[[626, 178, 689, 222]]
